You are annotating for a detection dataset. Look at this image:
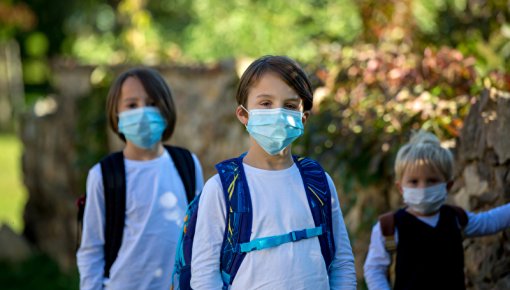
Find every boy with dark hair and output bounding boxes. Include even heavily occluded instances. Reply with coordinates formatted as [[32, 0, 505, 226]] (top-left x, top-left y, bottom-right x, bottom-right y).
[[189, 56, 356, 289], [78, 68, 204, 290]]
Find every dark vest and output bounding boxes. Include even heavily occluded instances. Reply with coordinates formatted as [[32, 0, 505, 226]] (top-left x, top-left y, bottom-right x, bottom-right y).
[[394, 206, 465, 290]]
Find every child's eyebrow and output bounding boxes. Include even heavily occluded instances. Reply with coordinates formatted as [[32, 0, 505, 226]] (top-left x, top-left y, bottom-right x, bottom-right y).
[[255, 94, 274, 99], [121, 97, 140, 103], [255, 94, 301, 101]]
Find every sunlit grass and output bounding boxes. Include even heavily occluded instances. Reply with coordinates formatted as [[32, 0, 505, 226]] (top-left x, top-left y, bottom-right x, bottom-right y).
[[0, 133, 27, 233]]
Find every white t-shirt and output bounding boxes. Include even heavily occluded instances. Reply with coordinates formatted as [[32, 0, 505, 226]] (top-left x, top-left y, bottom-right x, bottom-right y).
[[190, 162, 357, 290], [363, 203, 510, 290], [77, 149, 204, 290]]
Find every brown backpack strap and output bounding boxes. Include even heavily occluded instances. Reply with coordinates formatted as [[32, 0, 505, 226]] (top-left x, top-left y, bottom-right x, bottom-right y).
[[379, 211, 397, 253], [445, 204, 469, 228], [379, 211, 397, 287]]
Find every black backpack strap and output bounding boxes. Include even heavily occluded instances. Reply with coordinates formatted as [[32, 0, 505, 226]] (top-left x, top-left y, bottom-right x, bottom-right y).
[[165, 145, 196, 204], [76, 195, 86, 251], [100, 151, 126, 279]]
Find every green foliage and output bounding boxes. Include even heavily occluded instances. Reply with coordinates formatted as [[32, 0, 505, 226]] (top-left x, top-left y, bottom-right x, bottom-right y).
[[22, 58, 50, 85], [0, 2, 36, 41], [412, 0, 510, 77], [0, 134, 26, 233], [0, 254, 79, 290], [296, 43, 480, 198], [74, 69, 113, 191], [183, 0, 362, 62], [10, 0, 510, 81], [19, 0, 76, 56], [60, 0, 195, 64], [24, 32, 49, 57], [60, 0, 363, 63]]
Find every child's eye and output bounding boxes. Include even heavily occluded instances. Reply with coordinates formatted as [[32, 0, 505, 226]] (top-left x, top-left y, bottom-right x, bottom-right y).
[[260, 101, 271, 107], [284, 103, 298, 110], [127, 103, 138, 109], [427, 178, 439, 184]]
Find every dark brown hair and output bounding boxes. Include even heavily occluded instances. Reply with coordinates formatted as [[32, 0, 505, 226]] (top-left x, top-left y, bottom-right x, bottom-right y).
[[106, 67, 177, 142], [235, 55, 313, 111]]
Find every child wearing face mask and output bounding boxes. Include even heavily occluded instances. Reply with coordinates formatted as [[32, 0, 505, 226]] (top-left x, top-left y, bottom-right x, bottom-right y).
[[77, 68, 204, 290], [363, 131, 510, 290], [189, 55, 356, 289]]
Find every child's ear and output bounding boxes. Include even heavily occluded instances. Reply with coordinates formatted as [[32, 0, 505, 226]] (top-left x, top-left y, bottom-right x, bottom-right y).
[[302, 110, 310, 125], [236, 105, 249, 126], [446, 180, 454, 191], [395, 182, 403, 195]]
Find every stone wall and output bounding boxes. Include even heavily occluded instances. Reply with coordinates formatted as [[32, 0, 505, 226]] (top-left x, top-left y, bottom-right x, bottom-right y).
[[20, 60, 246, 269], [451, 88, 510, 289]]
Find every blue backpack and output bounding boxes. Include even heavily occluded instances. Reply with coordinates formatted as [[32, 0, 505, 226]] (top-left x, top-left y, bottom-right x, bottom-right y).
[[172, 154, 335, 289]]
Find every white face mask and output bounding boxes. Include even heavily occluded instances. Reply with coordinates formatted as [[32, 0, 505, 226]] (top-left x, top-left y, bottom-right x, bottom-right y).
[[402, 183, 448, 215]]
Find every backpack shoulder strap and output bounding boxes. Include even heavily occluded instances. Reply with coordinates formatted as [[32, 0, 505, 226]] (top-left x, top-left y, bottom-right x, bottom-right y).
[[100, 151, 126, 279], [76, 195, 86, 251], [444, 204, 469, 228], [293, 156, 335, 269], [379, 210, 398, 287], [165, 145, 196, 204], [216, 155, 252, 287], [378, 211, 397, 253], [173, 192, 202, 290]]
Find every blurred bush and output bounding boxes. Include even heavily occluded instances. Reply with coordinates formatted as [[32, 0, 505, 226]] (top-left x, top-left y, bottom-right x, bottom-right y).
[[297, 43, 479, 197], [293, 39, 509, 283]]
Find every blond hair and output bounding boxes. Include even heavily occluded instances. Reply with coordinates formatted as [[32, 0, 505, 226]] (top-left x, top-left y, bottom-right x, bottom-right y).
[[394, 131, 454, 182]]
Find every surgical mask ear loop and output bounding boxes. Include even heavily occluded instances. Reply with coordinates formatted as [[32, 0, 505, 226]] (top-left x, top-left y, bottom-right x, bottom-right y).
[[240, 105, 250, 127]]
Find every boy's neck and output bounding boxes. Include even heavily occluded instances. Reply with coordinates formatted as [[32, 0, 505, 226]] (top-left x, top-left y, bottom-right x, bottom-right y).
[[243, 144, 294, 170], [123, 142, 164, 161]]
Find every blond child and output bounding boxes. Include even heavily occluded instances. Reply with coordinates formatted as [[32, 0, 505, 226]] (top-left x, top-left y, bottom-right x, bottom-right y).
[[363, 131, 510, 290]]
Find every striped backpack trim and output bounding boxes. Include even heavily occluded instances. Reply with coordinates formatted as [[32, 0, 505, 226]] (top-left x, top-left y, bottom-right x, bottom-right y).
[[294, 156, 335, 268], [216, 156, 253, 287]]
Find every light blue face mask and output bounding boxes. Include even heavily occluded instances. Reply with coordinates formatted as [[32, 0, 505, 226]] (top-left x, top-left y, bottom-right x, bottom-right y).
[[118, 107, 167, 149], [243, 106, 304, 155]]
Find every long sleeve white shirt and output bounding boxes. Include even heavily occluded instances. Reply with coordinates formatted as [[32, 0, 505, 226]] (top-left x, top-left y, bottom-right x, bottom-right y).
[[77, 150, 204, 290], [363, 203, 510, 290], [190, 162, 357, 290]]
